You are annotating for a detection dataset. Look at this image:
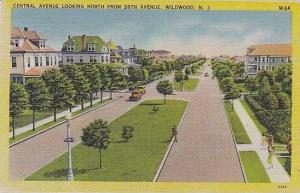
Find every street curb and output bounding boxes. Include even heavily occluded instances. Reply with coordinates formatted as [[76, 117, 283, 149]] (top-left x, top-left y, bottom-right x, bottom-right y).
[[223, 100, 248, 183], [9, 97, 121, 148], [153, 102, 191, 182]]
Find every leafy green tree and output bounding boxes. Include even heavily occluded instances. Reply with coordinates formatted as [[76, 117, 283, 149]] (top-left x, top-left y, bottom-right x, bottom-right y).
[[122, 125, 134, 142], [245, 77, 257, 94], [81, 119, 111, 169], [156, 80, 173, 104], [10, 82, 29, 139], [233, 62, 245, 77], [129, 68, 144, 84], [61, 65, 90, 110], [97, 65, 108, 102], [271, 82, 282, 95], [277, 92, 291, 109], [25, 79, 50, 131], [225, 85, 241, 111], [220, 77, 235, 93], [42, 69, 75, 121], [107, 67, 125, 99], [175, 70, 184, 91], [82, 64, 101, 107], [216, 66, 232, 80], [184, 67, 191, 76], [259, 77, 271, 106], [265, 93, 278, 110]]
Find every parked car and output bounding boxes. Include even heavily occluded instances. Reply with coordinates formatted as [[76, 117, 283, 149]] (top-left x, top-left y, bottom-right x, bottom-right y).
[[205, 72, 209, 77], [129, 90, 143, 101]]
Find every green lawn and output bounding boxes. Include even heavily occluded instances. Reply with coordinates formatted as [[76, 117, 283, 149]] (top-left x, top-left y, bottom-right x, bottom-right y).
[[26, 99, 188, 181], [174, 78, 199, 91], [9, 99, 110, 145], [240, 99, 268, 134], [278, 157, 291, 176], [239, 151, 270, 182], [224, 101, 251, 144]]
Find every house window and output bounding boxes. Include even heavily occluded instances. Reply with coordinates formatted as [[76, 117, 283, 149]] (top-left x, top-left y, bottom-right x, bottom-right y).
[[88, 44, 96, 51], [54, 56, 57, 65], [106, 56, 109, 62], [35, 57, 39, 66], [27, 57, 30, 67], [12, 57, 17, 68], [90, 56, 96, 63], [262, 57, 265, 62], [67, 56, 74, 64], [80, 56, 84, 63], [254, 57, 258, 62], [101, 56, 104, 63], [281, 57, 285, 63], [258, 66, 261, 71], [46, 57, 49, 66], [15, 40, 19, 47], [50, 57, 53, 66], [40, 57, 43, 66], [67, 44, 75, 51]]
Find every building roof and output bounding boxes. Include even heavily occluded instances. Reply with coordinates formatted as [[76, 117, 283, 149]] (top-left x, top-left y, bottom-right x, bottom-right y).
[[247, 44, 291, 56], [24, 66, 58, 76], [148, 49, 171, 53], [62, 35, 106, 53], [12, 27, 46, 40], [108, 39, 118, 50], [11, 27, 58, 53]]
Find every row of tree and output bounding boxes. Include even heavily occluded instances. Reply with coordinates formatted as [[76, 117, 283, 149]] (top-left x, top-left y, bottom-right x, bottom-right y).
[[9, 64, 126, 139]]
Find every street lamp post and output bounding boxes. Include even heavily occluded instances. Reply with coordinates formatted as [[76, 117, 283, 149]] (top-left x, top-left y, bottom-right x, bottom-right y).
[[64, 112, 74, 181]]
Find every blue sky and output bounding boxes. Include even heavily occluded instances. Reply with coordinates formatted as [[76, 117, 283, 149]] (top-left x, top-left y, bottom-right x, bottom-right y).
[[12, 9, 291, 56]]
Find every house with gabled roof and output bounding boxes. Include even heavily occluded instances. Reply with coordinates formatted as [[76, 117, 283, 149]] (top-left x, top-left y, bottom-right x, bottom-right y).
[[245, 44, 292, 77], [10, 27, 60, 83], [107, 39, 122, 63], [61, 35, 111, 65]]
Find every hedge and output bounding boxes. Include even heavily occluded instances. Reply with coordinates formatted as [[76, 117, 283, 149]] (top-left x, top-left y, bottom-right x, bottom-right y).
[[244, 94, 291, 143]]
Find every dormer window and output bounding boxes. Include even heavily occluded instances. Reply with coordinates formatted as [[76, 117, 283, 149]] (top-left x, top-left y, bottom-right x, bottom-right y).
[[39, 41, 46, 48], [67, 44, 75, 51], [88, 44, 96, 51]]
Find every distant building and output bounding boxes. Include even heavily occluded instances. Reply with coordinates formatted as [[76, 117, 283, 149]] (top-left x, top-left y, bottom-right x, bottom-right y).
[[10, 27, 60, 83], [108, 39, 122, 63], [61, 35, 110, 65], [245, 44, 291, 77], [147, 49, 171, 60], [122, 45, 141, 68]]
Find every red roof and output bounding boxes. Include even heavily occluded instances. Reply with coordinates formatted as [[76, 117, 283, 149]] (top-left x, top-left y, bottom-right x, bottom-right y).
[[24, 66, 58, 76]]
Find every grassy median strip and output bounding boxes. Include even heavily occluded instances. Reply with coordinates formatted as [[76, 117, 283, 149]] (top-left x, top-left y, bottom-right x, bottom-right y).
[[224, 101, 251, 144], [174, 78, 199, 91], [240, 99, 268, 134], [239, 151, 270, 182], [9, 99, 110, 145], [26, 99, 188, 181]]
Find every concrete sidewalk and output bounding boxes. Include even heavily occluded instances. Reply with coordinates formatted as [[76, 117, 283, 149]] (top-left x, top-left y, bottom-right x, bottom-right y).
[[9, 95, 110, 138], [233, 99, 290, 182]]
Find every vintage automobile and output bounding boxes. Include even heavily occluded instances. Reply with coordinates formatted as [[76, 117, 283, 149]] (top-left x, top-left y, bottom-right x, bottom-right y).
[[129, 90, 143, 101], [205, 72, 209, 77], [137, 86, 146, 95]]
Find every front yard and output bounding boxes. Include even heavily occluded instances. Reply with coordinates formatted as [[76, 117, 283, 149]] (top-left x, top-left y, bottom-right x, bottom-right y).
[[26, 99, 188, 181]]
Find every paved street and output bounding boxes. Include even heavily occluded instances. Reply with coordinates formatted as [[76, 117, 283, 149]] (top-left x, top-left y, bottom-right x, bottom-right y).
[[158, 63, 244, 182], [9, 78, 165, 180]]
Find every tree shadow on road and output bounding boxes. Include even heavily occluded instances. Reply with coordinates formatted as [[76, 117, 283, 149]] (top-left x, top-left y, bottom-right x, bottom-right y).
[[44, 168, 98, 178]]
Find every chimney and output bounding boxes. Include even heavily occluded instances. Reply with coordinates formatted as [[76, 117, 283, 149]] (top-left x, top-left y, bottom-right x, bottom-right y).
[[82, 35, 87, 51], [24, 27, 28, 31], [68, 35, 71, 40]]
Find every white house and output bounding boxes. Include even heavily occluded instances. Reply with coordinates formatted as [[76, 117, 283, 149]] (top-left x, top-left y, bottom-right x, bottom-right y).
[[245, 44, 291, 77], [61, 35, 111, 65], [10, 27, 60, 83]]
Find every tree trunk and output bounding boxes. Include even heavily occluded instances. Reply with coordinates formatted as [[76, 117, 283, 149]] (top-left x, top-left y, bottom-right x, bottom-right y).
[[32, 109, 35, 131], [164, 95, 166, 104], [69, 105, 72, 113], [232, 99, 234, 111], [54, 107, 57, 122], [99, 148, 102, 169], [90, 93, 93, 107], [12, 116, 15, 140], [101, 90, 103, 102], [81, 97, 84, 110], [110, 90, 112, 100]]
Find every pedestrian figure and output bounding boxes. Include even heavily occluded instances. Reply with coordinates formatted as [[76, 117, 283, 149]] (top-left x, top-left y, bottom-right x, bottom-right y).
[[268, 145, 275, 169], [170, 125, 178, 142], [268, 134, 274, 147]]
